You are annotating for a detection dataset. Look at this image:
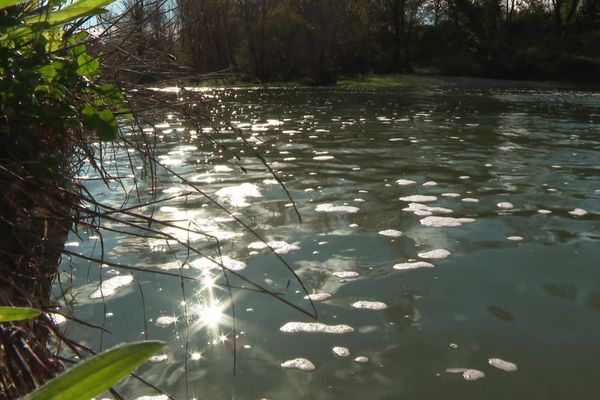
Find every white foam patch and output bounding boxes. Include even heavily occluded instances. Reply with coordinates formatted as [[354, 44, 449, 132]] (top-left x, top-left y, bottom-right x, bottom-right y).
[[379, 229, 403, 237], [149, 354, 168, 363], [497, 202, 514, 209], [423, 181, 438, 187], [248, 240, 300, 254], [569, 208, 588, 216], [461, 198, 479, 203], [333, 271, 360, 279], [399, 195, 438, 203], [135, 395, 170, 400], [48, 313, 66, 325], [281, 358, 315, 371], [396, 179, 416, 186], [538, 209, 552, 214], [488, 358, 518, 372], [463, 369, 485, 381], [155, 316, 178, 327], [313, 155, 335, 161], [213, 165, 233, 172], [403, 203, 453, 216], [446, 368, 467, 374], [506, 236, 523, 241], [190, 255, 246, 271], [280, 322, 354, 334], [354, 356, 369, 364], [393, 261, 434, 270], [420, 216, 475, 228], [316, 203, 360, 213], [442, 193, 461, 197], [332, 346, 350, 357], [418, 249, 451, 259], [215, 183, 262, 207], [89, 275, 134, 299], [304, 293, 332, 302], [352, 301, 387, 310]]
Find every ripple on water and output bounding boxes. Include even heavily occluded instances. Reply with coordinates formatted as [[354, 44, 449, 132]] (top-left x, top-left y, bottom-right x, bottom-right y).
[[280, 322, 354, 334], [316, 203, 360, 213], [378, 229, 403, 237], [488, 358, 518, 372], [420, 216, 475, 228], [418, 249, 451, 259], [281, 358, 316, 371], [399, 195, 438, 203], [393, 261, 434, 270], [89, 275, 134, 299], [352, 301, 387, 310]]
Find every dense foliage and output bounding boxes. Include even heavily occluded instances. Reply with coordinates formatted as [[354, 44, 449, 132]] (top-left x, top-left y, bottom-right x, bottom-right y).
[[119, 0, 600, 83]]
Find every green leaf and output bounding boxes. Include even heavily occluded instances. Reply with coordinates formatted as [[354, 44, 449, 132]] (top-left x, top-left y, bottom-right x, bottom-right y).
[[75, 52, 99, 77], [82, 105, 119, 141], [24, 341, 164, 400], [37, 64, 58, 80], [24, 0, 113, 26], [0, 306, 40, 322], [0, 0, 27, 9]]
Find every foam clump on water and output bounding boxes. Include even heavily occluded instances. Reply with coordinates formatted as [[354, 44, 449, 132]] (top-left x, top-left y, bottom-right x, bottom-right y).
[[149, 354, 168, 363], [569, 208, 588, 216], [538, 209, 552, 214], [396, 179, 416, 186], [418, 249, 451, 259], [462, 369, 485, 381], [497, 202, 514, 209], [378, 229, 403, 237], [304, 293, 332, 302], [354, 356, 369, 364], [248, 240, 300, 254], [215, 183, 262, 207], [155, 316, 178, 327], [403, 203, 453, 216], [89, 275, 134, 299], [333, 271, 360, 279], [281, 358, 316, 371], [190, 255, 246, 271], [316, 203, 360, 213], [332, 346, 350, 357], [488, 358, 518, 372], [423, 181, 438, 187], [420, 216, 475, 227], [135, 395, 170, 400], [280, 322, 354, 334], [399, 195, 438, 203], [352, 301, 387, 310], [506, 236, 523, 241], [461, 198, 479, 203], [442, 193, 461, 197], [393, 261, 434, 270]]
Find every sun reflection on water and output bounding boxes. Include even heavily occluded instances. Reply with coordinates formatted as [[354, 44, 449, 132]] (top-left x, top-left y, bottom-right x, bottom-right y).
[[189, 269, 231, 341]]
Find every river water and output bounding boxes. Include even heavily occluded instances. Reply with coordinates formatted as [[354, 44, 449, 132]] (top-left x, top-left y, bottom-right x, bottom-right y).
[[57, 78, 600, 399]]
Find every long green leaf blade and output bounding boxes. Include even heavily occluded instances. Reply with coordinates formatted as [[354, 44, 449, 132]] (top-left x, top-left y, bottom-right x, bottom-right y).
[[24, 0, 113, 26], [0, 306, 40, 322], [0, 0, 27, 10], [24, 341, 164, 400]]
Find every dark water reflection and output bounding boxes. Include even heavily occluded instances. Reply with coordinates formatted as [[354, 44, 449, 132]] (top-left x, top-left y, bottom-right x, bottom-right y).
[[57, 79, 600, 399]]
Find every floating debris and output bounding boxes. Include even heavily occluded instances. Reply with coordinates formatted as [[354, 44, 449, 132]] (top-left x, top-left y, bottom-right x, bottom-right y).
[[418, 249, 451, 259], [393, 261, 434, 270], [332, 346, 350, 357], [463, 369, 485, 381], [488, 358, 518, 372], [333, 271, 360, 279], [351, 301, 387, 310], [89, 275, 134, 299], [280, 322, 354, 334], [420, 216, 475, 228], [281, 358, 316, 371], [378, 229, 403, 237], [399, 195, 438, 203], [316, 203, 360, 213], [304, 293, 332, 302]]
